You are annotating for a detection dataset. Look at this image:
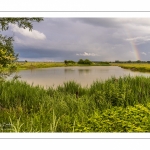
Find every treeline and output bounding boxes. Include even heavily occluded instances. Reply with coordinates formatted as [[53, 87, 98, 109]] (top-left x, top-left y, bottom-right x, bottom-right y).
[[64, 59, 93, 65], [64, 60, 76, 64], [64, 59, 111, 65], [78, 59, 92, 65], [114, 60, 150, 63]]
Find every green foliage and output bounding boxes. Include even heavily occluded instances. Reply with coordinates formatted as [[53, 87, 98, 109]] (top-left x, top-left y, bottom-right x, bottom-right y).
[[78, 59, 92, 65], [75, 104, 150, 132], [0, 18, 43, 31], [137, 60, 141, 63], [0, 18, 43, 79], [0, 36, 17, 67], [64, 60, 76, 65], [115, 60, 120, 63], [84, 59, 92, 65], [94, 61, 110, 66], [1, 76, 150, 132], [78, 59, 84, 64]]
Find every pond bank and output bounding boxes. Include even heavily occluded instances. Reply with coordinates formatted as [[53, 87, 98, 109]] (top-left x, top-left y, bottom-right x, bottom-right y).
[[111, 63, 150, 73]]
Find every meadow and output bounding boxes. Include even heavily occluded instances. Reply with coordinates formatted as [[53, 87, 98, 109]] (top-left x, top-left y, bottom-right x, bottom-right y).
[[112, 63, 150, 72], [16, 62, 66, 70], [1, 75, 150, 132], [15, 61, 110, 70]]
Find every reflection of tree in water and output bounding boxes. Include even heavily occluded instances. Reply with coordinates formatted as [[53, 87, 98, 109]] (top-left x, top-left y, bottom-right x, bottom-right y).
[[64, 68, 75, 74], [78, 69, 91, 75]]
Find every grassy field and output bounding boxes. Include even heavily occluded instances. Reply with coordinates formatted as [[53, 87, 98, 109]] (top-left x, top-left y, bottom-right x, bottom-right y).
[[1, 75, 150, 132], [15, 61, 110, 70], [16, 62, 65, 70], [112, 63, 150, 72]]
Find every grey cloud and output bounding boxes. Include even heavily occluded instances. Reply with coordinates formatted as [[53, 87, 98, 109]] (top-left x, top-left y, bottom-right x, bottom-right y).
[[3, 18, 150, 62], [70, 18, 121, 28]]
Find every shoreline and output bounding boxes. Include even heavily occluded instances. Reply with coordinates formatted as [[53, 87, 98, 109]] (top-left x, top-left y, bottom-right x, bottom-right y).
[[111, 63, 150, 73]]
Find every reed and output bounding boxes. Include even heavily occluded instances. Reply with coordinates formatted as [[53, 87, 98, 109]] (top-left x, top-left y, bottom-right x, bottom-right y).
[[1, 75, 150, 132]]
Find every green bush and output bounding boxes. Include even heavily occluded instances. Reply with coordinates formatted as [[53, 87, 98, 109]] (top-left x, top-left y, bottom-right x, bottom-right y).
[[1, 76, 150, 132], [78, 59, 92, 65], [75, 104, 150, 132]]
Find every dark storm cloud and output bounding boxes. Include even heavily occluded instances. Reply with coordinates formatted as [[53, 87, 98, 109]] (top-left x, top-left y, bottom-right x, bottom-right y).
[[14, 46, 79, 61], [70, 18, 121, 28]]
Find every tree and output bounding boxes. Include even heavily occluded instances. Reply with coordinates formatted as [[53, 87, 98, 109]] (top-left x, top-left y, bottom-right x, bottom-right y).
[[0, 18, 43, 79], [115, 60, 120, 63], [78, 59, 92, 65], [136, 60, 141, 63], [64, 60, 68, 65], [78, 59, 84, 64], [84, 59, 92, 65]]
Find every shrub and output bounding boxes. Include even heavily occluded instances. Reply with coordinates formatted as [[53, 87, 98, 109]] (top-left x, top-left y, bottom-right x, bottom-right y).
[[75, 104, 150, 132]]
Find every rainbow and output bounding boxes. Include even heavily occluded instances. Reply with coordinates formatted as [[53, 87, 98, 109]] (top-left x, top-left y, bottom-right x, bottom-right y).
[[129, 40, 141, 60], [125, 29, 141, 60]]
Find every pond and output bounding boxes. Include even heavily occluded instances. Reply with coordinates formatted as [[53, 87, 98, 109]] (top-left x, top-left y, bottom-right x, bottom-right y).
[[13, 66, 150, 88]]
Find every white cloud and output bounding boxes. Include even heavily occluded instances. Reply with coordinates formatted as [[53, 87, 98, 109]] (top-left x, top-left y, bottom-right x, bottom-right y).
[[11, 24, 46, 40], [141, 52, 147, 55], [76, 52, 99, 56]]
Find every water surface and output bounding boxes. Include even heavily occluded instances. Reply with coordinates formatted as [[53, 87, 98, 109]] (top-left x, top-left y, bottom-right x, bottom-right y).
[[14, 66, 150, 88]]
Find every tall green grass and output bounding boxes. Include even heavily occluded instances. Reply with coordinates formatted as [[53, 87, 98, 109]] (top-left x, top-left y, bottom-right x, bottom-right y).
[[1, 75, 150, 132]]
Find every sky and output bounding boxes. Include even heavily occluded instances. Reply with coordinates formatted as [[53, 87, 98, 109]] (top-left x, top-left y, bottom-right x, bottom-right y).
[[2, 18, 150, 62]]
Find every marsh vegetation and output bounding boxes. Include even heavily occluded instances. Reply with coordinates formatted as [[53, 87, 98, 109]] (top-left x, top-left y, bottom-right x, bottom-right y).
[[112, 63, 150, 72], [1, 75, 150, 132]]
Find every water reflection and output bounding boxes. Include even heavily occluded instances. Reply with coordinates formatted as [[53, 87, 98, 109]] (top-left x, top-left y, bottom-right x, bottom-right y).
[[64, 68, 75, 74], [78, 68, 91, 75]]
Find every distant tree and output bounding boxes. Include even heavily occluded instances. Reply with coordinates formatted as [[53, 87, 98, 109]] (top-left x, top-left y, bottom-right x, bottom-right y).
[[78, 59, 92, 65], [68, 60, 75, 64], [64, 60, 68, 65], [78, 59, 84, 64], [84, 59, 92, 65], [115, 60, 120, 63], [25, 60, 28, 63], [64, 60, 75, 65], [136, 60, 141, 63]]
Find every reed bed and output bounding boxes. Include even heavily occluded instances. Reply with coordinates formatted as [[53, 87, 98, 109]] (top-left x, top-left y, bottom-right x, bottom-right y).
[[1, 75, 150, 132]]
